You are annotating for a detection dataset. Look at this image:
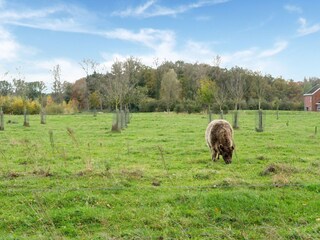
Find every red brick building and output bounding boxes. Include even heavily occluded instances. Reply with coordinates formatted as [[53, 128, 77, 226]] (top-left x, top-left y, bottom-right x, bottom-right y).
[[304, 85, 320, 111]]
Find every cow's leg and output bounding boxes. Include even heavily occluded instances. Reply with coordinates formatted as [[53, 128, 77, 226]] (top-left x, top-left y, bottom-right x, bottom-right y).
[[212, 150, 218, 162]]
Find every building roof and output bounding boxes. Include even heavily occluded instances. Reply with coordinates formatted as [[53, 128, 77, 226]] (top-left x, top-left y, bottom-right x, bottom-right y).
[[304, 84, 320, 96]]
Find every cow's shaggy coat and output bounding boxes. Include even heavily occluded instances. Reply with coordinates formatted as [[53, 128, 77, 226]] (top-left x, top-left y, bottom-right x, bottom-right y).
[[205, 119, 234, 164]]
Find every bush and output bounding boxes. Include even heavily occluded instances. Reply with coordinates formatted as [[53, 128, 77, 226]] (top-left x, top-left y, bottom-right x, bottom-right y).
[[27, 100, 41, 114], [155, 100, 168, 112], [63, 99, 79, 114], [0, 96, 41, 114], [261, 100, 273, 110], [46, 103, 64, 114], [11, 97, 24, 114], [174, 103, 184, 113], [139, 98, 159, 112], [182, 100, 201, 113], [211, 103, 229, 114], [247, 98, 258, 110], [0, 96, 13, 113]]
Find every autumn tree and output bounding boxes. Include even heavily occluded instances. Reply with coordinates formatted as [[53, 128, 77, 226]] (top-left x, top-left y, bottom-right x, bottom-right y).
[[89, 91, 101, 110], [160, 69, 181, 112], [197, 78, 216, 113], [72, 78, 88, 110], [180, 62, 210, 100]]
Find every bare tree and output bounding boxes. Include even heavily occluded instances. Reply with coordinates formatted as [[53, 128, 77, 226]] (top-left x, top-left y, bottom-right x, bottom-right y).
[[79, 58, 99, 77], [254, 72, 267, 110], [123, 57, 143, 109], [227, 66, 246, 110], [13, 79, 27, 98], [106, 57, 143, 110], [13, 67, 27, 98], [106, 60, 125, 110], [51, 64, 63, 104], [153, 58, 162, 100], [213, 55, 222, 69], [79, 59, 104, 110], [212, 55, 228, 113], [214, 80, 228, 112]]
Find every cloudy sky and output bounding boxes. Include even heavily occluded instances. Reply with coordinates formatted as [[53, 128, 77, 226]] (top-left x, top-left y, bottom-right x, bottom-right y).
[[0, 0, 320, 89]]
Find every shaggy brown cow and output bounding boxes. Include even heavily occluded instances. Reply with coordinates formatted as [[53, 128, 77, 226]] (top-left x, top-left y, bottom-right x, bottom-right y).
[[205, 119, 234, 164]]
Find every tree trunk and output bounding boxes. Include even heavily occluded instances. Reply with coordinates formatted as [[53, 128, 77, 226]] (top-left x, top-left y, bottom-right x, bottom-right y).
[[219, 110, 224, 119], [258, 98, 261, 110]]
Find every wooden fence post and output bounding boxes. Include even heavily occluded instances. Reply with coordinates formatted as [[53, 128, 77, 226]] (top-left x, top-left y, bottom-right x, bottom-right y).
[[0, 107, 4, 131]]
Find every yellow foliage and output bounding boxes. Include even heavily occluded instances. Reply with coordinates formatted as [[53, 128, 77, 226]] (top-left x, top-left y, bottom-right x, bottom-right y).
[[27, 99, 41, 114], [0, 96, 40, 114], [46, 95, 54, 106], [64, 99, 79, 114], [11, 97, 25, 114]]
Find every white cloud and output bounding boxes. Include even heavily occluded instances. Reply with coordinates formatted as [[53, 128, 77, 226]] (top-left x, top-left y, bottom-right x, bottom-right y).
[[218, 41, 289, 77], [220, 53, 286, 78], [284, 4, 302, 14], [101, 28, 176, 52], [115, 0, 156, 17], [0, 3, 94, 33], [259, 41, 288, 57], [186, 41, 213, 55], [0, 7, 57, 20], [0, 0, 297, 83], [0, 26, 20, 61], [32, 58, 84, 82], [297, 17, 320, 36], [113, 0, 229, 18], [2, 58, 84, 90]]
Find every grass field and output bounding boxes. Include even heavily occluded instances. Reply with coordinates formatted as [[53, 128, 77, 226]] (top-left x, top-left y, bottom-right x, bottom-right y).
[[0, 111, 320, 239]]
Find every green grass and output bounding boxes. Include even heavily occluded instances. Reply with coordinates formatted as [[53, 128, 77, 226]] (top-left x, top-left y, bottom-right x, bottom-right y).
[[0, 111, 320, 239]]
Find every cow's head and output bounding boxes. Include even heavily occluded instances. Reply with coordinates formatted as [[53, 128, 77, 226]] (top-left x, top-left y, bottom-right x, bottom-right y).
[[219, 144, 234, 164]]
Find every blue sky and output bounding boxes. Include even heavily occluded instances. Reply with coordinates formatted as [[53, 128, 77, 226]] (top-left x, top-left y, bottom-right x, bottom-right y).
[[0, 0, 320, 88]]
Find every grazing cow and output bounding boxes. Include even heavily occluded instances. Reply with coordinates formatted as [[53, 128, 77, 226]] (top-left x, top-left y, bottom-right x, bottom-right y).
[[205, 119, 234, 164]]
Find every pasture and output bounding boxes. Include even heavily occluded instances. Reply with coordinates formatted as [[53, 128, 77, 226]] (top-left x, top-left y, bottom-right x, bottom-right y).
[[0, 111, 320, 239]]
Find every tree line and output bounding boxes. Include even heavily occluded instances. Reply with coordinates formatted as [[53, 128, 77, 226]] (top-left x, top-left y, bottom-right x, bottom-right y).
[[1, 57, 320, 114]]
